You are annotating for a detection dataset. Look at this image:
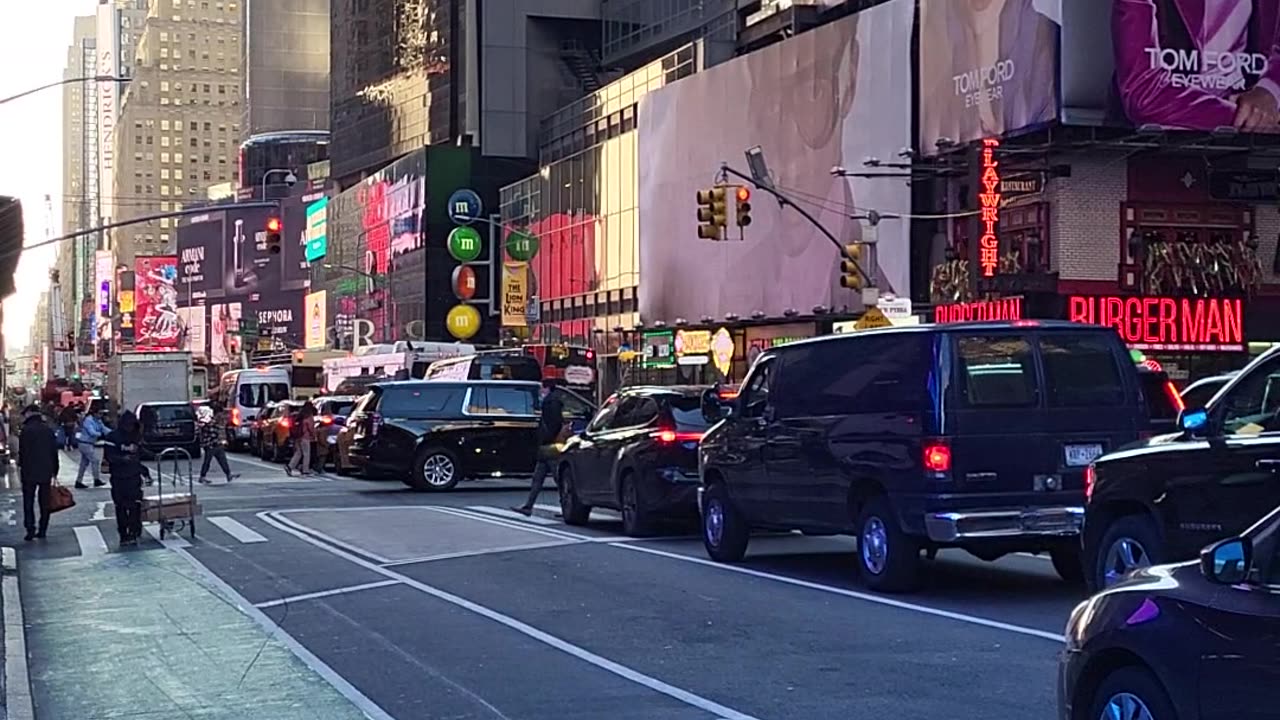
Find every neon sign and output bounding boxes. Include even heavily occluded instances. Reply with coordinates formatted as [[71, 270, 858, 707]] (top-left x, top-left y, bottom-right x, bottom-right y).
[[1067, 295, 1244, 351], [978, 138, 1001, 277], [935, 297, 1023, 323]]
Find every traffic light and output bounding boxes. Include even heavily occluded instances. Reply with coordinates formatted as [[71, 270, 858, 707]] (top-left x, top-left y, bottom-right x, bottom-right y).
[[839, 243, 865, 289], [696, 186, 728, 240], [265, 216, 283, 255], [734, 186, 752, 228]]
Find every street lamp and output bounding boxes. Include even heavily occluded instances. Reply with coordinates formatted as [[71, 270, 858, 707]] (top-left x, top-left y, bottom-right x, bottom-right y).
[[261, 168, 297, 200], [0, 75, 130, 106]]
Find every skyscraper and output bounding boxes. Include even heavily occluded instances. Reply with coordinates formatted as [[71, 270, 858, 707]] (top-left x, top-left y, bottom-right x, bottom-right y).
[[60, 15, 98, 351], [112, 0, 245, 266], [242, 0, 329, 139]]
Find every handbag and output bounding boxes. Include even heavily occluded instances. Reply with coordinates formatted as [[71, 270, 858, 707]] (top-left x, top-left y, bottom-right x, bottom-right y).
[[49, 482, 75, 514]]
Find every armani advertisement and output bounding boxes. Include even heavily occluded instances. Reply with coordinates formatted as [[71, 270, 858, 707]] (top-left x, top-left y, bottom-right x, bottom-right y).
[[176, 204, 307, 361]]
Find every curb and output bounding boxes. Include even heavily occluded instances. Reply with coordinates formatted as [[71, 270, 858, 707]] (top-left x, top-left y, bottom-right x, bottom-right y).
[[1, 546, 33, 720]]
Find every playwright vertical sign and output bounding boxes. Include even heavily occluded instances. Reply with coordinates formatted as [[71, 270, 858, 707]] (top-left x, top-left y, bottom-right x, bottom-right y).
[[304, 196, 328, 262], [304, 290, 327, 349]]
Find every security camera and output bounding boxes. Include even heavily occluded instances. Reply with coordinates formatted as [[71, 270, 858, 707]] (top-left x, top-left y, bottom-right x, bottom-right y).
[[284, 172, 298, 187]]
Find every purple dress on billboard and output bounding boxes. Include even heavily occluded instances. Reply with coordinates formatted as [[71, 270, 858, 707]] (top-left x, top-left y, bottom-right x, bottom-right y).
[[1113, 0, 1280, 128]]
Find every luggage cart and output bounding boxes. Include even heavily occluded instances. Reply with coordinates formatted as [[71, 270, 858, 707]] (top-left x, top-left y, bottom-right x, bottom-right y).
[[143, 447, 198, 540]]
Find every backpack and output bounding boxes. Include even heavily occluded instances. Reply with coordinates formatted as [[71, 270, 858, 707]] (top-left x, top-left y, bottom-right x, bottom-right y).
[[288, 413, 304, 440]]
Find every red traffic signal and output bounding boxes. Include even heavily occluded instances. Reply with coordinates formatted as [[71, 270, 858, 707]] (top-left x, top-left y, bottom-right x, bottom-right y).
[[265, 216, 283, 255], [735, 186, 751, 203], [266, 217, 282, 233]]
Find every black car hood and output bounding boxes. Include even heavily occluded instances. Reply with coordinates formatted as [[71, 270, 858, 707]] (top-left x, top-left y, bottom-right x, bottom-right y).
[[1100, 561, 1214, 603], [1101, 432, 1209, 464]]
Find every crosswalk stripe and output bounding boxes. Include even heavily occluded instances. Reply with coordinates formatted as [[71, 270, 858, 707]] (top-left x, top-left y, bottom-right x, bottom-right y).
[[467, 506, 559, 525], [534, 503, 621, 520], [207, 516, 268, 543], [73, 526, 108, 556], [144, 524, 191, 548]]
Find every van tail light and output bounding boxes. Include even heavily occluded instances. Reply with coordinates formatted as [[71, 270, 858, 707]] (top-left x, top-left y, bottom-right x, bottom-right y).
[[319, 415, 333, 425], [1164, 381, 1185, 414], [279, 417, 292, 429], [922, 439, 952, 473], [1085, 463, 1097, 503], [651, 429, 703, 444], [231, 408, 241, 427]]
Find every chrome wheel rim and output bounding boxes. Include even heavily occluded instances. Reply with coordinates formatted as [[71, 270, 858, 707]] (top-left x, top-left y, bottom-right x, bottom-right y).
[[861, 517, 888, 575], [1102, 537, 1150, 587], [422, 454, 455, 487], [705, 499, 724, 547], [1100, 692, 1155, 720]]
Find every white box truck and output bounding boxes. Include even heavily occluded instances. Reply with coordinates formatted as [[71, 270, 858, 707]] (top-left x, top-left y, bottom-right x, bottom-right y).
[[108, 351, 193, 414]]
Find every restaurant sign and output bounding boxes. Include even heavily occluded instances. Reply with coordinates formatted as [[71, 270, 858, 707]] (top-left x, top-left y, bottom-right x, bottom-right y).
[[1066, 295, 1243, 351], [934, 297, 1024, 323]]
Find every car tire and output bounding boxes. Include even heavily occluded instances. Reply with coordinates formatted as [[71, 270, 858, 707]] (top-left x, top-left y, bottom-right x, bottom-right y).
[[1088, 665, 1176, 720], [619, 473, 652, 537], [701, 483, 749, 562], [409, 447, 460, 491], [1050, 543, 1085, 586], [1091, 513, 1162, 592], [558, 465, 591, 526], [855, 495, 921, 593]]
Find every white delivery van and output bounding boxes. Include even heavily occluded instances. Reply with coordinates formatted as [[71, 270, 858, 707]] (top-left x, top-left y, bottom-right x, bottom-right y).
[[215, 366, 291, 450]]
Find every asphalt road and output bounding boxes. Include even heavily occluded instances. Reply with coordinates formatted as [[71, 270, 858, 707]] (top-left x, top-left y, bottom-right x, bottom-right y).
[[1, 450, 1082, 719]]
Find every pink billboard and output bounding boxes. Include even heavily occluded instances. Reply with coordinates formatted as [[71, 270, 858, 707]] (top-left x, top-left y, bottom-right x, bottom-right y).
[[134, 255, 181, 350]]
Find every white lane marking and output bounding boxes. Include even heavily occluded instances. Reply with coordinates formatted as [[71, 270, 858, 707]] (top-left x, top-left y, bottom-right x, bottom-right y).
[[380, 540, 579, 567], [90, 501, 109, 521], [423, 506, 589, 544], [467, 505, 559, 525], [228, 454, 335, 480], [168, 544, 396, 720], [207, 516, 269, 544], [3, 568, 35, 720], [73, 526, 109, 556], [265, 514, 395, 564], [615, 543, 1066, 643], [535, 502, 621, 520], [144, 524, 192, 548], [254, 580, 401, 609], [262, 511, 762, 720]]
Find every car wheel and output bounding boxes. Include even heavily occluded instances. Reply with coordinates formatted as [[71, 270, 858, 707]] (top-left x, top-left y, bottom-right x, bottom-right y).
[[410, 448, 460, 491], [855, 495, 921, 593], [1091, 513, 1162, 592], [1050, 543, 1085, 585], [619, 473, 651, 537], [558, 465, 590, 526], [701, 483, 748, 562], [1088, 666, 1175, 720]]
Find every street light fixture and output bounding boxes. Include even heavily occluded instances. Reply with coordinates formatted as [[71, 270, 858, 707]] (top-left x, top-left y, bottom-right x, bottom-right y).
[[0, 75, 130, 106], [261, 168, 298, 200]]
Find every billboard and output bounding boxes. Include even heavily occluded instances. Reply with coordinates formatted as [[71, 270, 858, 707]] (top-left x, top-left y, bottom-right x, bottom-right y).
[[176, 205, 306, 359], [94, 250, 113, 347], [918, 0, 1061, 150], [1062, 0, 1280, 131], [637, 0, 913, 321], [134, 256, 180, 350], [304, 290, 327, 349], [305, 196, 328, 262]]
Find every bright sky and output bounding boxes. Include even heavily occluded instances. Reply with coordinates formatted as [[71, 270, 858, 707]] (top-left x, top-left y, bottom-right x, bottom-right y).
[[0, 1, 96, 353]]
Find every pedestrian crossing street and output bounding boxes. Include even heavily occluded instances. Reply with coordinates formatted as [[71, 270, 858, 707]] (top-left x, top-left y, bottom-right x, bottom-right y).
[[65, 504, 625, 557]]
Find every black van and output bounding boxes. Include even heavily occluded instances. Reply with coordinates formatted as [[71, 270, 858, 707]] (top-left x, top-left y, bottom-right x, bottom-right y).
[[697, 321, 1160, 592]]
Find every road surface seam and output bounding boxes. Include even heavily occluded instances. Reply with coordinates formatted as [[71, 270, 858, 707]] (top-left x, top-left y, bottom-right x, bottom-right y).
[[379, 540, 581, 567], [1, 548, 34, 720], [255, 579, 402, 609], [168, 542, 398, 720], [260, 510, 763, 720]]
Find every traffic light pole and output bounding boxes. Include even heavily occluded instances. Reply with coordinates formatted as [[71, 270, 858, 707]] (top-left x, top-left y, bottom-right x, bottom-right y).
[[717, 163, 873, 287]]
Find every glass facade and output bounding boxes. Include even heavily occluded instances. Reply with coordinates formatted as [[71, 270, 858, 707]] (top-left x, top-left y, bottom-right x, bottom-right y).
[[329, 0, 459, 181], [602, 0, 734, 66], [238, 131, 330, 192], [499, 46, 697, 343]]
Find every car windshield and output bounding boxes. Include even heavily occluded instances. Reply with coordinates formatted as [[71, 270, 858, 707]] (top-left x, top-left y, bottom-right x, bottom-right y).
[[1181, 377, 1231, 410]]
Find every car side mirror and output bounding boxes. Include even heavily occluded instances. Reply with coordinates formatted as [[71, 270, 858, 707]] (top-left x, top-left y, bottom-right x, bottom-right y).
[[701, 388, 732, 423], [1179, 407, 1210, 436], [1200, 536, 1252, 585]]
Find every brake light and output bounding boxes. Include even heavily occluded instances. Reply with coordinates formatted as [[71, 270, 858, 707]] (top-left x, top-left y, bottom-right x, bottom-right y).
[[319, 415, 333, 425], [923, 440, 951, 473], [1164, 381, 1185, 414], [279, 417, 291, 429], [1085, 463, 1097, 503], [652, 429, 703, 444], [231, 408, 241, 427], [718, 388, 739, 400]]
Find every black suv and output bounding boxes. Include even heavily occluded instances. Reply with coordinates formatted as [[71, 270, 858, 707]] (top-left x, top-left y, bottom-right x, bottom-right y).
[[347, 380, 593, 490], [136, 401, 200, 459], [1084, 347, 1280, 591], [698, 321, 1162, 592]]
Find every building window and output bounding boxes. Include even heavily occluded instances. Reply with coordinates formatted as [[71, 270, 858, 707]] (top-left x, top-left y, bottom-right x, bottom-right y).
[[160, 152, 170, 163], [160, 120, 170, 131], [160, 137, 170, 147], [161, 169, 170, 179], [174, 169, 184, 180], [175, 153, 183, 163]]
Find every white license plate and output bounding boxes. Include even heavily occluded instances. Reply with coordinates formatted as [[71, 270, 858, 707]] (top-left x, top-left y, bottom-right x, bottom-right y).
[[326, 436, 337, 445], [1064, 443, 1104, 467]]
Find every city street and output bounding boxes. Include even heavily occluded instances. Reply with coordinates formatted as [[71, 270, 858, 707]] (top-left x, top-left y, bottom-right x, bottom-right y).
[[1, 451, 1078, 719]]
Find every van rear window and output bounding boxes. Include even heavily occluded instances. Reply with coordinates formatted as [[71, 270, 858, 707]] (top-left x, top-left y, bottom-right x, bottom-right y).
[[955, 335, 1038, 407], [1039, 333, 1125, 407]]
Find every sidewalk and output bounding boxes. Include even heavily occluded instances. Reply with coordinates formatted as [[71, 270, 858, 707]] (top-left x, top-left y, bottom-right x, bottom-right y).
[[18, 547, 375, 719]]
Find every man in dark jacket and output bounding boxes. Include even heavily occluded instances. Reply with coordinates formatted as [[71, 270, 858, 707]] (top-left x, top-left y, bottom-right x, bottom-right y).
[[17, 405, 59, 541], [104, 411, 148, 546], [513, 380, 565, 516]]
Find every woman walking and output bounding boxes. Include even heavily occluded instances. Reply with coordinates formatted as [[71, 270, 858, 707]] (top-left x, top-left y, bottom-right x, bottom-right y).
[[196, 403, 238, 484], [103, 411, 148, 546], [284, 402, 317, 477]]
